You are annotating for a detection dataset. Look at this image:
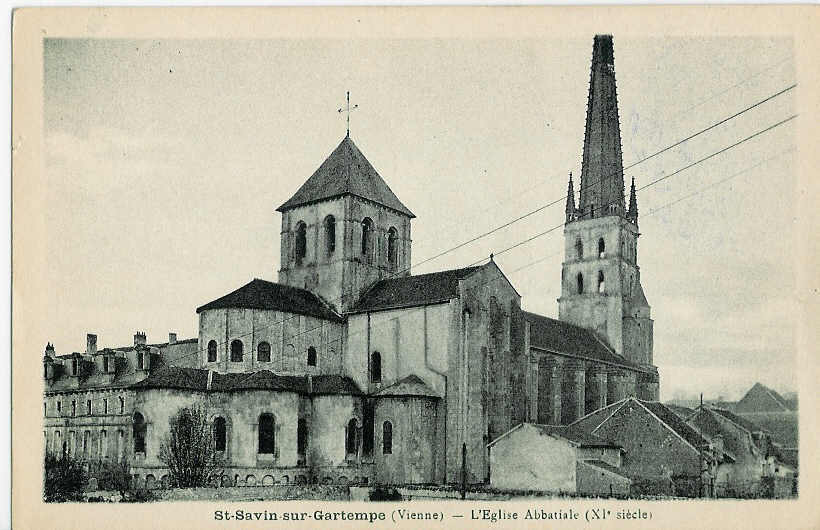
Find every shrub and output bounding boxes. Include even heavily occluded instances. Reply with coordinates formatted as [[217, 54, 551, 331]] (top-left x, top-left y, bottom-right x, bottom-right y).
[[159, 405, 222, 488], [44, 453, 87, 502]]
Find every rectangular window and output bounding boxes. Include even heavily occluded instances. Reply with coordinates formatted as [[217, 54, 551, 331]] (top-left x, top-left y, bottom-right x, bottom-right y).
[[71, 401, 76, 417], [103, 398, 108, 415], [87, 399, 92, 416], [56, 401, 61, 414]]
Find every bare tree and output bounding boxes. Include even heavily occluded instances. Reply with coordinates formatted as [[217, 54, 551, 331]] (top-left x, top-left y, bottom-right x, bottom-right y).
[[159, 405, 222, 488]]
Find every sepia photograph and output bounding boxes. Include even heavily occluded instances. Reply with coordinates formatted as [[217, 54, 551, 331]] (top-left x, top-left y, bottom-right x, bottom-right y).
[[11, 6, 820, 529]]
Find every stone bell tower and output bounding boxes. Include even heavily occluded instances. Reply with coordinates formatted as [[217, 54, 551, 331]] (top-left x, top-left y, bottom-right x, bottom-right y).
[[558, 35, 654, 368]]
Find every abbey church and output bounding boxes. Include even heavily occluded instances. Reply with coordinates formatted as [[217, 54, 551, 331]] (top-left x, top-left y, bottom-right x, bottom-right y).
[[42, 35, 660, 489]]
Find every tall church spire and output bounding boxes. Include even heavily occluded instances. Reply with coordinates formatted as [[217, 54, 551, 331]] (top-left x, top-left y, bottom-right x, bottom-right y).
[[578, 35, 625, 219]]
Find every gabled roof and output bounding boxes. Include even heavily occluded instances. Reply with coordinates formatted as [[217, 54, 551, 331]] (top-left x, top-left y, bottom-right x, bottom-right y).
[[572, 398, 711, 454], [196, 278, 343, 322], [487, 422, 619, 449], [352, 265, 481, 313], [711, 408, 766, 434], [277, 135, 414, 217], [372, 375, 440, 398], [533, 424, 620, 448], [641, 400, 710, 452], [736, 382, 793, 413], [523, 311, 640, 369]]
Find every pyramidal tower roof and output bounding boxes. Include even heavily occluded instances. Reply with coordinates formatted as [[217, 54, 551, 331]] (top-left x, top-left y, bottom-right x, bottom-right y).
[[277, 135, 415, 217], [578, 34, 626, 218]]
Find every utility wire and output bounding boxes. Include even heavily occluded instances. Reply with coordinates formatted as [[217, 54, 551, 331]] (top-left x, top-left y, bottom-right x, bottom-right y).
[[104, 111, 797, 384]]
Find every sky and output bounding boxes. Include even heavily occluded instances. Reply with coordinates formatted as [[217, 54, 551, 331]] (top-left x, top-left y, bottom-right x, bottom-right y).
[[41, 36, 796, 401]]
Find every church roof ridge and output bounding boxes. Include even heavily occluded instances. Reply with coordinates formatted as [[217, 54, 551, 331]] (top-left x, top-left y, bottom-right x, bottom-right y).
[[277, 135, 414, 217]]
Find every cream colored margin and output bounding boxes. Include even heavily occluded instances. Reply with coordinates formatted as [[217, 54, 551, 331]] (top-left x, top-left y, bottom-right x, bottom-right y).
[[11, 6, 820, 530]]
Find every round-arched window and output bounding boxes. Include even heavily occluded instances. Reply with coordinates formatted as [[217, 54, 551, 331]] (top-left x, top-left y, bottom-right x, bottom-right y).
[[230, 340, 244, 362], [207, 340, 218, 363]]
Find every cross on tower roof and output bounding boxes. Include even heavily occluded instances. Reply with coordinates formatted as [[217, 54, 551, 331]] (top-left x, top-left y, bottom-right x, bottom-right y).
[[337, 91, 358, 138]]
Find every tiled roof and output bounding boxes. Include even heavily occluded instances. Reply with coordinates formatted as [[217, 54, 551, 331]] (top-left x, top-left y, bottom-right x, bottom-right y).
[[523, 311, 640, 369], [196, 279, 343, 322], [372, 375, 440, 398], [712, 408, 766, 434], [641, 400, 709, 451], [311, 374, 364, 396], [579, 459, 630, 479], [353, 266, 481, 313], [130, 367, 363, 396], [277, 135, 414, 217], [534, 424, 620, 448], [736, 382, 793, 412]]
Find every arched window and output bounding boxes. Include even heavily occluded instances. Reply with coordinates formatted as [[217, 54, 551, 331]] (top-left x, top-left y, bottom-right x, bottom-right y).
[[371, 351, 382, 383], [598, 271, 605, 293], [297, 418, 308, 460], [258, 414, 275, 454], [598, 238, 605, 258], [382, 421, 393, 455], [133, 412, 146, 454], [230, 340, 244, 362], [257, 342, 271, 362], [346, 418, 358, 456], [118, 396, 124, 415], [213, 417, 227, 452], [307, 346, 317, 367], [361, 218, 373, 256], [387, 227, 398, 271], [575, 238, 583, 259], [324, 215, 336, 255], [207, 340, 218, 362], [577, 273, 584, 294], [295, 221, 307, 264]]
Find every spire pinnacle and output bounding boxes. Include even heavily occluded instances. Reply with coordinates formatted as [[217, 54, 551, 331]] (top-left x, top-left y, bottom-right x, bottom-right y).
[[565, 171, 577, 223], [627, 175, 638, 225], [338, 91, 358, 138], [578, 35, 626, 220]]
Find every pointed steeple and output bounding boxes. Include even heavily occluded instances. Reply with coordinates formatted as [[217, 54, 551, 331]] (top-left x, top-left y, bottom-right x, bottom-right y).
[[579, 35, 625, 219], [565, 171, 577, 223], [627, 175, 638, 226]]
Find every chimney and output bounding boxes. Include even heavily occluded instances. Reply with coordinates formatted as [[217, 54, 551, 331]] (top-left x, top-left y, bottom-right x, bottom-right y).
[[44, 342, 55, 358], [134, 331, 147, 346], [86, 334, 97, 355], [168, 332, 177, 345]]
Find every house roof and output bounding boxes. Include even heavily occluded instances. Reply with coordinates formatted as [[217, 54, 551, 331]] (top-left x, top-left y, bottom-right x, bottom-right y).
[[131, 367, 363, 395], [641, 400, 710, 451], [534, 424, 620, 448], [196, 278, 343, 322], [736, 382, 793, 413], [372, 375, 440, 398], [712, 408, 767, 434], [352, 265, 481, 313], [578, 459, 631, 479], [523, 311, 641, 370], [277, 135, 414, 217]]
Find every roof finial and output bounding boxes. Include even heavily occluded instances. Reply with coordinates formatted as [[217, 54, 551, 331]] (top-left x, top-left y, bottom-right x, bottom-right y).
[[628, 175, 638, 225], [338, 91, 358, 138]]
